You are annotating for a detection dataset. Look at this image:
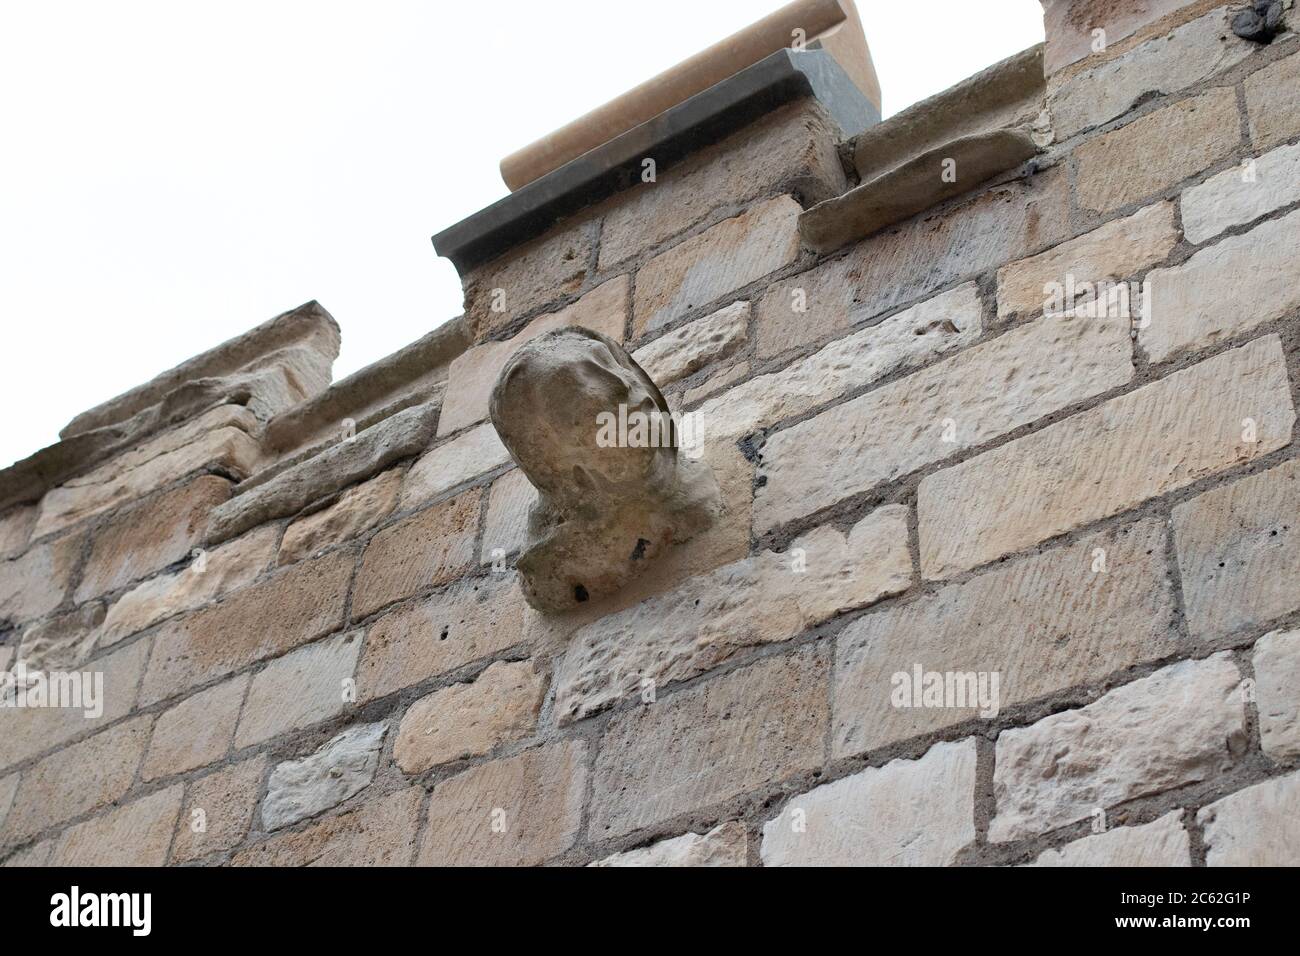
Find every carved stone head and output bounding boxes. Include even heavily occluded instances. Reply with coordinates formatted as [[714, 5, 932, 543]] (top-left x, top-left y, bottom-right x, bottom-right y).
[[489, 327, 720, 612]]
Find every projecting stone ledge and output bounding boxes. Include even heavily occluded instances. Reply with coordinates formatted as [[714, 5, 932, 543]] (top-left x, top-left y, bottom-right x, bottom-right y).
[[801, 44, 1049, 253]]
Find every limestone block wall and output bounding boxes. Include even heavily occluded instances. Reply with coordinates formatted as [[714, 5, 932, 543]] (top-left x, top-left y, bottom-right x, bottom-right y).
[[1, 0, 1299, 867]]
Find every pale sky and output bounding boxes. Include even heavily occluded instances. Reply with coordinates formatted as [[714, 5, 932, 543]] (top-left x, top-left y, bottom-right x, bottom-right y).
[[0, 0, 1044, 470]]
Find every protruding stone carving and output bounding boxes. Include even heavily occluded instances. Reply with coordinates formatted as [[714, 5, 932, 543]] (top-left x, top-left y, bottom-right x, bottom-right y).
[[489, 327, 721, 612]]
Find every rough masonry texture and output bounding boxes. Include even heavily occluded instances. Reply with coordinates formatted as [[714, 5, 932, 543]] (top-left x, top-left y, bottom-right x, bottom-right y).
[[2, 0, 1299, 868]]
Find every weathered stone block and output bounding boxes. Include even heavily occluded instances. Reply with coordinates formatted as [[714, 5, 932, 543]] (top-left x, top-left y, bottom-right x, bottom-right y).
[[1173, 456, 1300, 641], [556, 506, 911, 723], [990, 654, 1245, 842], [1048, 6, 1252, 138], [480, 470, 537, 564], [835, 519, 1176, 758], [351, 489, 480, 620], [0, 506, 35, 559], [1245, 49, 1300, 150], [1041, 0, 1219, 74], [631, 301, 749, 388], [357, 576, 527, 702], [1028, 810, 1191, 865], [398, 424, 509, 511], [919, 335, 1294, 579], [2, 715, 152, 847], [1253, 629, 1300, 762], [142, 674, 248, 781], [234, 786, 424, 866], [762, 739, 976, 866], [48, 785, 183, 867], [1144, 207, 1300, 362], [757, 308, 1133, 533], [171, 755, 268, 862], [140, 549, 354, 706], [463, 215, 597, 343], [262, 722, 387, 831], [97, 525, 278, 648], [632, 196, 803, 338], [0, 532, 81, 627], [15, 601, 104, 671], [394, 660, 546, 773], [590, 648, 827, 840], [1181, 141, 1300, 244], [996, 201, 1177, 318], [234, 630, 362, 749], [1075, 88, 1240, 214], [278, 469, 402, 567], [417, 740, 587, 866], [590, 821, 748, 867], [598, 100, 847, 269], [1198, 770, 1300, 865], [437, 277, 627, 437], [76, 475, 231, 602]]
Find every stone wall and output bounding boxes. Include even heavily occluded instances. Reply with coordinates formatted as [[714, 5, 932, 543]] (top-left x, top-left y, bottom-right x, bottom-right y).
[[1, 0, 1299, 866]]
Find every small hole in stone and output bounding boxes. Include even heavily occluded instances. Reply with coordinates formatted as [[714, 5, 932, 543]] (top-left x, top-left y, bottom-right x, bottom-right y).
[[574, 584, 589, 602], [439, 626, 450, 641]]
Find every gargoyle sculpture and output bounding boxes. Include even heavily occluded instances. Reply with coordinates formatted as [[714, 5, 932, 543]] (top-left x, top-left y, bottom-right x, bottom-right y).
[[489, 327, 721, 612]]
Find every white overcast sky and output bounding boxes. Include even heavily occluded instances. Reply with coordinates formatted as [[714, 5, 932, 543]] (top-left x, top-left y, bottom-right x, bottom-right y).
[[0, 1, 1044, 469]]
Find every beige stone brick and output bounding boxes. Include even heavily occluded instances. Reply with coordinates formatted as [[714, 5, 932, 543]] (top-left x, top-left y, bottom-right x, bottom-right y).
[[0, 637, 151, 772], [394, 660, 546, 773], [996, 201, 1178, 318], [417, 740, 586, 866], [2, 715, 152, 846], [171, 755, 268, 862], [762, 739, 976, 866], [0, 505, 35, 559], [463, 215, 597, 343], [1048, 6, 1252, 139], [557, 506, 911, 723], [758, 308, 1133, 533], [1028, 811, 1191, 865], [262, 722, 386, 831], [234, 630, 362, 749], [399, 425, 509, 511], [2, 839, 53, 867], [233, 786, 424, 866], [1075, 88, 1240, 214], [278, 469, 402, 567], [357, 575, 527, 702], [755, 169, 1070, 355], [990, 654, 1245, 841], [438, 277, 627, 437], [590, 648, 827, 840], [34, 426, 260, 539], [1144, 207, 1300, 362], [704, 282, 982, 445], [480, 470, 537, 564], [590, 821, 748, 867], [598, 101, 846, 269], [834, 519, 1176, 757], [683, 362, 749, 406], [919, 335, 1294, 579], [0, 532, 81, 626], [1041, 0, 1216, 74], [351, 489, 480, 620], [142, 674, 247, 781], [631, 301, 749, 388], [140, 549, 354, 706], [76, 475, 230, 602], [1181, 141, 1300, 244], [1245, 49, 1300, 151], [48, 785, 183, 866], [1198, 770, 1300, 865], [1253, 629, 1300, 762], [15, 601, 104, 671], [632, 196, 802, 337], [97, 525, 278, 648], [1173, 457, 1300, 641]]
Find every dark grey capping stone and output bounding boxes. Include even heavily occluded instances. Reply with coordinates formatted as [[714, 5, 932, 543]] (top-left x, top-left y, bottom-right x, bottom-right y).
[[431, 48, 880, 274]]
